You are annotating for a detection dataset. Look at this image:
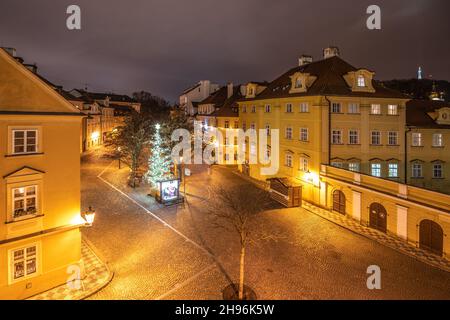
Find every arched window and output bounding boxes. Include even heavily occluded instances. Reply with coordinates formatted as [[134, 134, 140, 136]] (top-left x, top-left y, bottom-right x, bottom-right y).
[[357, 75, 366, 87]]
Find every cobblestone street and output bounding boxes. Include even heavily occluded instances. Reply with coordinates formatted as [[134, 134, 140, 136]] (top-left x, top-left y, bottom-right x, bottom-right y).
[[81, 150, 450, 299]]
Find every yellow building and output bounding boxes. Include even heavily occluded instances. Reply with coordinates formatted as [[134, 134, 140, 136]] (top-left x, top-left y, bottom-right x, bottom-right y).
[[406, 100, 450, 193], [0, 48, 84, 299], [236, 48, 450, 257]]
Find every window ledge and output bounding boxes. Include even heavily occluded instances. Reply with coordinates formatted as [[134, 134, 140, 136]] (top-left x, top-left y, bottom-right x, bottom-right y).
[[411, 145, 424, 148], [387, 144, 400, 147], [370, 114, 383, 116], [347, 143, 361, 146], [411, 177, 424, 179], [432, 146, 444, 148], [370, 144, 384, 146], [5, 214, 44, 225], [5, 152, 44, 158], [331, 143, 345, 145], [347, 113, 361, 115], [432, 177, 445, 180]]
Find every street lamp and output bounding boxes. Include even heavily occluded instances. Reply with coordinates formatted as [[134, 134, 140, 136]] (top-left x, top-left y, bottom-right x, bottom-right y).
[[180, 156, 186, 197], [82, 206, 96, 227]]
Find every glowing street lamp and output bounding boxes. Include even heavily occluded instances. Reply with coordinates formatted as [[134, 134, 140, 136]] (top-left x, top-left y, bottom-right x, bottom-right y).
[[82, 206, 96, 227]]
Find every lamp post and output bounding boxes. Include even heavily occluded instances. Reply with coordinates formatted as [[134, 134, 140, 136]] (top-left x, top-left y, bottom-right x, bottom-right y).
[[82, 206, 96, 227], [180, 156, 186, 197]]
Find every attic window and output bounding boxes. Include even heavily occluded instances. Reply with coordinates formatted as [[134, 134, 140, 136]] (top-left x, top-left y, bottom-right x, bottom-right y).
[[295, 78, 303, 89], [248, 88, 254, 95], [357, 75, 365, 87]]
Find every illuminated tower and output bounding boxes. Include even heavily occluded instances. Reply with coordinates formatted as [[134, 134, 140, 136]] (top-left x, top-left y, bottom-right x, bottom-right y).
[[417, 66, 423, 80]]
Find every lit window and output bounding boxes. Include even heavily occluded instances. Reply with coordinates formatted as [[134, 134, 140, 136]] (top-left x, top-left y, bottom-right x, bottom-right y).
[[371, 163, 381, 177], [332, 130, 343, 144], [251, 106, 256, 113], [388, 163, 398, 177], [300, 128, 309, 141], [387, 104, 398, 115], [357, 75, 365, 87], [11, 245, 38, 281], [242, 106, 247, 113], [300, 103, 309, 113], [349, 163, 360, 172], [234, 121, 239, 129], [13, 186, 38, 220], [331, 162, 344, 168], [432, 133, 443, 147], [433, 163, 443, 178], [300, 157, 309, 172], [224, 121, 229, 129], [412, 133, 422, 146], [285, 153, 293, 167], [388, 131, 398, 145], [285, 127, 293, 140], [286, 103, 293, 113], [371, 104, 381, 115], [295, 78, 303, 89], [332, 103, 342, 113], [412, 163, 423, 178], [13, 130, 38, 154], [349, 130, 359, 144], [265, 104, 271, 113], [371, 131, 381, 145], [348, 103, 359, 114]]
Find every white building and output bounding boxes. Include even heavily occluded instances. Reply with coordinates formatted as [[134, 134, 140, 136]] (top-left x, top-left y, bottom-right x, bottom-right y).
[[179, 80, 220, 116]]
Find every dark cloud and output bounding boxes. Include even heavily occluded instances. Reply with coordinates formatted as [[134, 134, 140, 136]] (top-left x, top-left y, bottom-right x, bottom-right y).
[[1, 0, 449, 101]]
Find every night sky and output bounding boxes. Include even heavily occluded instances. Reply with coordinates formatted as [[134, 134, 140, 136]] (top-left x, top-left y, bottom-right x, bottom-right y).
[[1, 0, 449, 102]]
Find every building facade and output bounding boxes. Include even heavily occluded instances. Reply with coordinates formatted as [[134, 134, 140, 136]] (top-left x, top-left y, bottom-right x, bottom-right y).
[[0, 48, 84, 299], [179, 80, 220, 117]]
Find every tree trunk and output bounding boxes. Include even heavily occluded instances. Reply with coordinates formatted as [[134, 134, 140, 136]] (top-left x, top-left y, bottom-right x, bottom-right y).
[[239, 245, 245, 300]]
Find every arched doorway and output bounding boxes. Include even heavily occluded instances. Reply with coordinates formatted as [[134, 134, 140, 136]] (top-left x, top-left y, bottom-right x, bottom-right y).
[[369, 203, 387, 233], [419, 220, 444, 255], [332, 190, 346, 215]]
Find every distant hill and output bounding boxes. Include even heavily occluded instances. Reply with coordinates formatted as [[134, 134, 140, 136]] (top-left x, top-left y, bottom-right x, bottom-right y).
[[380, 79, 449, 102]]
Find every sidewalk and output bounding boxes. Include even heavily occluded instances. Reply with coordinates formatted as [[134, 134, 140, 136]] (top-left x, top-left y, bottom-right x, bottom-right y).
[[27, 239, 112, 300], [302, 201, 450, 273]]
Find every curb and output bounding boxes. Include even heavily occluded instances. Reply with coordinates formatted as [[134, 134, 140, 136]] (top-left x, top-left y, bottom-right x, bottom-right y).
[[80, 237, 115, 300]]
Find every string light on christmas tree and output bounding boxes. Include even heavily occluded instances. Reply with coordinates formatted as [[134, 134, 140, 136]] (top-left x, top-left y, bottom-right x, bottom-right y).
[[146, 123, 173, 188]]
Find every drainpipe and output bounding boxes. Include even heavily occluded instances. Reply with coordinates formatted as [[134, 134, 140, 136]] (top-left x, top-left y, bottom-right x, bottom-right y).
[[404, 127, 411, 184]]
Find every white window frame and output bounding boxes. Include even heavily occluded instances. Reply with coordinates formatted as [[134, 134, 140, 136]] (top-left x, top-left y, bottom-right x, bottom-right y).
[[371, 104, 381, 115], [371, 131, 381, 145], [387, 104, 398, 115], [348, 162, 360, 172], [433, 163, 443, 178], [331, 162, 344, 168], [300, 128, 309, 142], [299, 157, 309, 172], [412, 163, 423, 178], [332, 103, 342, 113], [371, 163, 382, 177], [285, 153, 293, 167], [286, 103, 293, 113], [9, 243, 40, 284], [348, 103, 359, 114], [285, 127, 293, 140], [348, 130, 359, 145], [224, 121, 230, 129], [388, 163, 398, 178], [12, 185, 38, 221], [300, 102, 309, 113], [357, 75, 366, 87], [331, 130, 343, 144], [388, 131, 398, 146], [432, 133, 443, 147], [12, 129, 38, 155], [411, 132, 422, 147]]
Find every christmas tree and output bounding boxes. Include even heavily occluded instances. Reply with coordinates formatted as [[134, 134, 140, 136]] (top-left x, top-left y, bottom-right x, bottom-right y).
[[146, 123, 173, 188]]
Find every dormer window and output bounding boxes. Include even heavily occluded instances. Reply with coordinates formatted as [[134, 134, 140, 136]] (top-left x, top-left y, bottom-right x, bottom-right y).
[[295, 78, 303, 89], [357, 75, 366, 87], [249, 88, 254, 95]]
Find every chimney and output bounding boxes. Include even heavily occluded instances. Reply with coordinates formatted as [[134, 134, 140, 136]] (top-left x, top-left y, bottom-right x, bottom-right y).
[[227, 82, 234, 98], [323, 46, 340, 59], [24, 63, 38, 74], [298, 55, 313, 66], [2, 47, 16, 57]]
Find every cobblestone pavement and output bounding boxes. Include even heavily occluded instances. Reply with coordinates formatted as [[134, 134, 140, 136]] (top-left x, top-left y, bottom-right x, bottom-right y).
[[27, 240, 111, 300], [81, 150, 450, 299]]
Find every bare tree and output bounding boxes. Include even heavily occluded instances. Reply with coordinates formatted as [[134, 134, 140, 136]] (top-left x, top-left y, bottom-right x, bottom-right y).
[[105, 110, 153, 187], [208, 184, 275, 300]]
